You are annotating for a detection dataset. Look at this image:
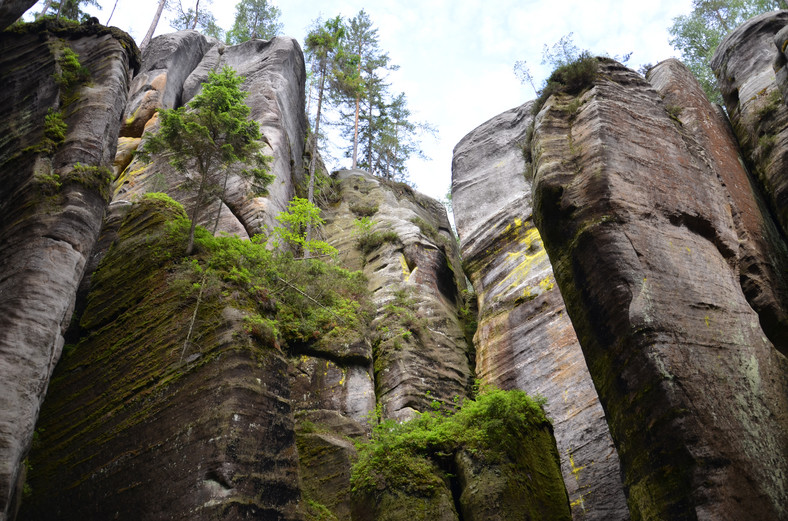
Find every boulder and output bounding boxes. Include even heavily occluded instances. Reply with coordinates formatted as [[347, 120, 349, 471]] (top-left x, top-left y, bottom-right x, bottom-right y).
[[0, 0, 36, 30], [531, 58, 788, 520], [451, 102, 629, 520]]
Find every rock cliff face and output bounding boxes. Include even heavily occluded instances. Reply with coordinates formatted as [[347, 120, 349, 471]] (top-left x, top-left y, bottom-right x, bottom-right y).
[[711, 10, 788, 352], [0, 0, 36, 30], [451, 104, 629, 520], [0, 21, 137, 520], [324, 170, 474, 421], [7, 10, 788, 521], [530, 57, 788, 520], [5, 21, 567, 519], [115, 31, 307, 240]]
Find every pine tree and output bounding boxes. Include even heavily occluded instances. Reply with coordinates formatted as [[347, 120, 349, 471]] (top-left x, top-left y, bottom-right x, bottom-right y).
[[140, 67, 273, 255], [334, 10, 397, 170], [302, 15, 344, 249], [226, 0, 282, 44]]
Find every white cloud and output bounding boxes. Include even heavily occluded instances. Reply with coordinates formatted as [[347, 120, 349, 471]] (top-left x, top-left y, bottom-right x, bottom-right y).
[[38, 0, 696, 199]]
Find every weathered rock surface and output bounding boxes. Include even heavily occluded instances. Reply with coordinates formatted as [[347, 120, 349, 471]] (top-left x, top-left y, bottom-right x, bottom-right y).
[[0, 0, 36, 30], [649, 57, 788, 355], [532, 58, 788, 520], [20, 197, 303, 521], [713, 11, 788, 243], [451, 103, 629, 520], [115, 32, 307, 239], [324, 170, 474, 420], [0, 22, 136, 520]]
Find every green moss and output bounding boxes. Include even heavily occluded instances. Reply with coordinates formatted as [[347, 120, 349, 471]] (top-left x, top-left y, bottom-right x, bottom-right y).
[[349, 202, 379, 217], [53, 45, 89, 93], [62, 163, 113, 202], [354, 217, 400, 257], [350, 387, 549, 496]]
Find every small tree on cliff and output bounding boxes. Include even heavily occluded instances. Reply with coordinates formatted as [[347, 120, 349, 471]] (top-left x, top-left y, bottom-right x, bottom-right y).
[[140, 66, 272, 255]]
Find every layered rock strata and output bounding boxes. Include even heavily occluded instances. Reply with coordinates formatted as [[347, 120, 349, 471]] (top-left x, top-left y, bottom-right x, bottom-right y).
[[452, 102, 629, 520], [19, 197, 303, 520], [324, 170, 474, 420], [711, 11, 788, 352], [115, 31, 307, 238], [531, 58, 788, 520], [0, 22, 136, 520], [713, 11, 788, 241]]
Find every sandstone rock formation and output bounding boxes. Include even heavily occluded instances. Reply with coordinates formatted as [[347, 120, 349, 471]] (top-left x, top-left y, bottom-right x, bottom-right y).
[[0, 21, 137, 520], [711, 10, 788, 352], [531, 57, 788, 520], [324, 170, 474, 421], [0, 0, 36, 30], [20, 196, 304, 520], [115, 31, 307, 239], [452, 103, 629, 520]]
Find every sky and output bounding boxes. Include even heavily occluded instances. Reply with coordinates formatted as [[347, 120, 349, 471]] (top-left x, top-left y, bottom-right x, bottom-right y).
[[28, 0, 695, 201]]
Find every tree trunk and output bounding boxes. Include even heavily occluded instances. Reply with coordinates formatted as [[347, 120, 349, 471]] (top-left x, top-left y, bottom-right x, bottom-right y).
[[352, 60, 361, 169], [105, 0, 119, 25], [191, 0, 200, 30], [186, 164, 208, 255], [352, 94, 360, 169], [140, 0, 167, 51], [304, 66, 326, 256], [36, 0, 54, 18]]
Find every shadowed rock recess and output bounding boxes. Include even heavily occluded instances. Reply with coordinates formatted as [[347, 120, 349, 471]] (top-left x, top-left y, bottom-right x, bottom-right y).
[[451, 102, 629, 521], [531, 57, 788, 520]]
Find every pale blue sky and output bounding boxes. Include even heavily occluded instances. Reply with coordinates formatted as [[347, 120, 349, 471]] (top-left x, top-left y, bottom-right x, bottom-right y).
[[30, 0, 694, 200]]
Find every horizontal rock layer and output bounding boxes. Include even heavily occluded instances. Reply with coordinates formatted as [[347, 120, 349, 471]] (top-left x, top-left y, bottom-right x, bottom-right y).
[[711, 11, 788, 353], [20, 197, 303, 520], [324, 170, 474, 420], [532, 58, 788, 520], [451, 102, 629, 520], [0, 22, 135, 520]]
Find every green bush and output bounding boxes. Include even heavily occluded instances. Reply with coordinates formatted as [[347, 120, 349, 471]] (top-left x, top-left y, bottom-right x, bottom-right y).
[[354, 217, 399, 256], [532, 51, 598, 116], [350, 387, 549, 496]]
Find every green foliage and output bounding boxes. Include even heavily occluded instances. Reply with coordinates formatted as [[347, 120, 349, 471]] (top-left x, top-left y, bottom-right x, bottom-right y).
[[226, 0, 283, 44], [354, 217, 399, 256], [273, 197, 337, 256], [669, 0, 785, 103], [410, 216, 451, 250], [156, 210, 369, 349], [350, 387, 549, 496], [54, 45, 89, 92], [140, 66, 271, 253], [62, 163, 113, 202], [25, 108, 68, 156], [532, 51, 598, 116]]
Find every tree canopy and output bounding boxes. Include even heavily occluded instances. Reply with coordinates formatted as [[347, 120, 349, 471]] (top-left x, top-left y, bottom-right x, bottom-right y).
[[226, 0, 282, 44], [669, 0, 787, 103], [140, 66, 272, 254]]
